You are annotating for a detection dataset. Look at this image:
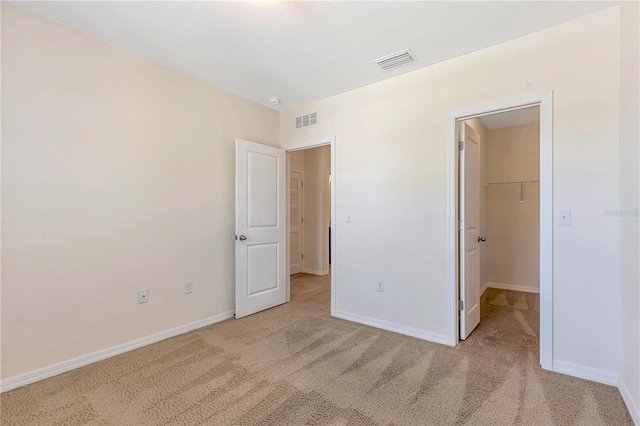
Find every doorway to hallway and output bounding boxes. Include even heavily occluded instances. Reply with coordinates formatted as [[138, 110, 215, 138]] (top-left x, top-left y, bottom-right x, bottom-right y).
[[286, 137, 336, 316]]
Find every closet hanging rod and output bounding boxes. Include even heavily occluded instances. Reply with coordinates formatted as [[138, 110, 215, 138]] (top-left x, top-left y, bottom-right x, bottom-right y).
[[485, 180, 540, 186]]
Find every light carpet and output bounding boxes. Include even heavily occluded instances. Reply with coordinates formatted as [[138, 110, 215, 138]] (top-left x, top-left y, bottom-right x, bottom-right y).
[[1, 275, 632, 425]]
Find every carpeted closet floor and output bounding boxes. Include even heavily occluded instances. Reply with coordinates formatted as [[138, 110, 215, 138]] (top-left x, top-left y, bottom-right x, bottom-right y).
[[1, 274, 632, 425]]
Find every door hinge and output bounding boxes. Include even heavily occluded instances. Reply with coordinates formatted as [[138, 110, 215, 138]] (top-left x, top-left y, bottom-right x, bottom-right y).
[[301, 217, 304, 224], [301, 182, 304, 188], [458, 220, 464, 230], [235, 235, 237, 240], [458, 300, 464, 310], [458, 141, 464, 151], [301, 253, 304, 259]]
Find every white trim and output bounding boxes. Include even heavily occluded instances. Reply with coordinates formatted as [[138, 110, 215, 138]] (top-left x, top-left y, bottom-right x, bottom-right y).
[[485, 282, 540, 294], [284, 137, 333, 152], [284, 136, 336, 316], [538, 92, 554, 370], [0, 311, 234, 393], [446, 107, 458, 347], [286, 153, 292, 302], [334, 309, 449, 345], [552, 360, 618, 387], [447, 92, 553, 368], [619, 377, 640, 426], [303, 268, 329, 276], [480, 282, 489, 296]]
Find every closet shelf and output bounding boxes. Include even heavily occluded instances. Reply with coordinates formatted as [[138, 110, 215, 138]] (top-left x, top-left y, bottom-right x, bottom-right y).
[[485, 180, 539, 186], [485, 180, 539, 203]]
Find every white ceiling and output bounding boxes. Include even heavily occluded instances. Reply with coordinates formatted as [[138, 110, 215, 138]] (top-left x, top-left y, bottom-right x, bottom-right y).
[[481, 106, 540, 130], [14, 1, 616, 111]]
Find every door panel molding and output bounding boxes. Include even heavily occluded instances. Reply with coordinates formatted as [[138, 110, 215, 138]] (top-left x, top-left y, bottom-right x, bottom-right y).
[[235, 139, 287, 319]]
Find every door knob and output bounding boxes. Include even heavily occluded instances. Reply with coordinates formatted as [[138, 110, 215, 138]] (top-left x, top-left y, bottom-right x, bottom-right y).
[[478, 236, 486, 242], [238, 235, 247, 241]]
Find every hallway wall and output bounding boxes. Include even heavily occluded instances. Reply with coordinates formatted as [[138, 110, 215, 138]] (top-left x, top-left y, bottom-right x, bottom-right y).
[[303, 146, 331, 275]]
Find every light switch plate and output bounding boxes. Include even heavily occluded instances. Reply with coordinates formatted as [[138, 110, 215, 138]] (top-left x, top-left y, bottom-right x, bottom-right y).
[[558, 209, 571, 226]]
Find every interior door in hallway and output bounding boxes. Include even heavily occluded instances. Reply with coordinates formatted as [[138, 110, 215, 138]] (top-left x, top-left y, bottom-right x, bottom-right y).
[[289, 171, 303, 274], [235, 139, 287, 319], [460, 122, 481, 339]]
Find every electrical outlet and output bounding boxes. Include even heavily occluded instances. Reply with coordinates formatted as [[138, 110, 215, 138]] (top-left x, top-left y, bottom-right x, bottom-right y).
[[185, 281, 193, 294], [138, 288, 149, 304], [377, 280, 384, 292]]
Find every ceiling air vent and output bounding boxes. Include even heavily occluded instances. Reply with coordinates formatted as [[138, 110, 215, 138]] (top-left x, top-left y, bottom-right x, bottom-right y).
[[372, 48, 418, 71], [295, 112, 318, 130]]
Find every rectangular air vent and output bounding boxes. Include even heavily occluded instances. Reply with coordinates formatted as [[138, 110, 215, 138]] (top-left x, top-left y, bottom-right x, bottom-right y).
[[295, 112, 318, 130], [372, 48, 418, 71]]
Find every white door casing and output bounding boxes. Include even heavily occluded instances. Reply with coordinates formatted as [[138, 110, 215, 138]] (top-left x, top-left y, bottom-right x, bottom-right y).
[[460, 123, 481, 339], [284, 136, 336, 315], [235, 139, 287, 319], [289, 171, 303, 275], [448, 93, 552, 369]]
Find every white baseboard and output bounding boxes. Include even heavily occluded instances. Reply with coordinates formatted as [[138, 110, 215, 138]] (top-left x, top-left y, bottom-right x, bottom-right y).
[[0, 310, 234, 393], [485, 282, 540, 294], [619, 376, 640, 426], [303, 268, 329, 276], [552, 360, 619, 387], [334, 309, 449, 346], [481, 282, 489, 296]]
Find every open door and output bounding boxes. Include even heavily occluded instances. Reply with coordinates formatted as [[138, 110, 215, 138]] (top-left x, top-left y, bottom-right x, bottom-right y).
[[235, 139, 286, 319], [459, 123, 481, 339]]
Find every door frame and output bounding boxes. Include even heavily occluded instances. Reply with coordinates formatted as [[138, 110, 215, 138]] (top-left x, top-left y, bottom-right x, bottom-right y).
[[284, 136, 336, 316], [446, 92, 553, 370]]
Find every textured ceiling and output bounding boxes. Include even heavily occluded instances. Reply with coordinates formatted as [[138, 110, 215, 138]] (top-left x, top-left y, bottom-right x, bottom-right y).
[[14, 1, 616, 111]]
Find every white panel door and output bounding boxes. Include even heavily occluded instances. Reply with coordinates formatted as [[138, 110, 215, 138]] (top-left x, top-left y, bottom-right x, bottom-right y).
[[289, 171, 303, 275], [235, 139, 286, 319], [460, 123, 481, 339]]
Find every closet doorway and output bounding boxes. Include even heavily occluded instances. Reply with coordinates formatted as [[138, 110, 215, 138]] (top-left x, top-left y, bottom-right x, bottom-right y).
[[460, 107, 541, 352], [448, 93, 553, 370]]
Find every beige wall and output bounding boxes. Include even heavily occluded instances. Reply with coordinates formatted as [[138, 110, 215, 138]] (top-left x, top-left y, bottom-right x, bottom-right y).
[[1, 4, 279, 380], [289, 150, 305, 173], [619, 0, 640, 416], [280, 7, 621, 373], [303, 146, 331, 275], [485, 123, 540, 291]]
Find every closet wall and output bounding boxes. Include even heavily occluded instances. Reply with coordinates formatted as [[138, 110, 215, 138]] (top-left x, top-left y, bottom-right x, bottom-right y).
[[485, 123, 540, 292]]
